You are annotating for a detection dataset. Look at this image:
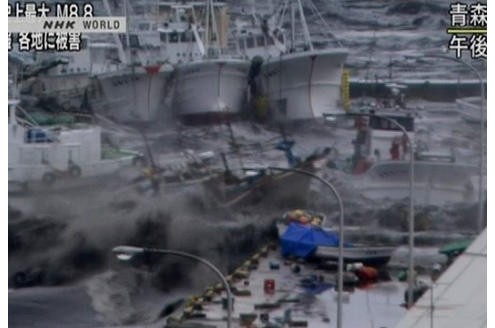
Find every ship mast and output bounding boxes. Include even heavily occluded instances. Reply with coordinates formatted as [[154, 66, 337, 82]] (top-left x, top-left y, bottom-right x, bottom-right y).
[[296, 0, 313, 51], [124, 0, 132, 64], [102, 0, 128, 64], [290, 1, 295, 50]]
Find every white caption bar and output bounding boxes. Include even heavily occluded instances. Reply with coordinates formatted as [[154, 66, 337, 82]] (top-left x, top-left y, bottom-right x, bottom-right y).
[[9, 17, 126, 33]]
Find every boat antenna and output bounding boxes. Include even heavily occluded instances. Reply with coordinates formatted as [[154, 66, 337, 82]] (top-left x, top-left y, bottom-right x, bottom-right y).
[[139, 130, 158, 171], [306, 0, 343, 47], [296, 0, 313, 51], [363, 17, 377, 98], [124, 0, 132, 64], [204, 0, 211, 55], [279, 123, 288, 142], [276, 124, 300, 167], [220, 152, 240, 184], [209, 0, 220, 51], [226, 122, 244, 170], [220, 152, 231, 173], [140, 129, 164, 194], [102, 0, 128, 65]]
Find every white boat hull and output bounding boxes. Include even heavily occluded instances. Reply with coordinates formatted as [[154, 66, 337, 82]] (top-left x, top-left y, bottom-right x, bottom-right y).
[[314, 245, 394, 266], [91, 66, 173, 123], [173, 59, 250, 124], [356, 160, 478, 204], [455, 97, 483, 124], [261, 49, 348, 121]]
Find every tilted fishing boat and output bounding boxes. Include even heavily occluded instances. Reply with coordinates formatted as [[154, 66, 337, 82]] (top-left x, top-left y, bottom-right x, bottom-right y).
[[202, 140, 330, 208]]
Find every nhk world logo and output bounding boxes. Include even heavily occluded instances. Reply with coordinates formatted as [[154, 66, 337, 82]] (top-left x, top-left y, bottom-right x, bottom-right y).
[[9, 16, 127, 34], [8, 2, 124, 33]]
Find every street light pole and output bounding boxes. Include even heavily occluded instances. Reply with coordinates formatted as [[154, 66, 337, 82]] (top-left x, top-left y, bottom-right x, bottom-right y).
[[423, 54, 485, 233], [267, 166, 345, 328], [112, 246, 233, 328], [370, 115, 415, 308], [341, 111, 416, 307]]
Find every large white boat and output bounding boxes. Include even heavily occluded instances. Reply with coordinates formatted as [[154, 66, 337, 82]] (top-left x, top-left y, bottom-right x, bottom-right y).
[[8, 91, 141, 193], [173, 58, 250, 124], [172, 0, 251, 125], [87, 0, 179, 124], [262, 48, 348, 120], [258, 0, 349, 121], [90, 47, 174, 123]]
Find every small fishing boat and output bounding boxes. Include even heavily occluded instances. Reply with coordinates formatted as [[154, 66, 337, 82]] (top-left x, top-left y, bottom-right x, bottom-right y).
[[8, 94, 141, 193], [125, 149, 220, 194], [202, 140, 330, 208], [333, 111, 479, 205], [277, 209, 395, 266]]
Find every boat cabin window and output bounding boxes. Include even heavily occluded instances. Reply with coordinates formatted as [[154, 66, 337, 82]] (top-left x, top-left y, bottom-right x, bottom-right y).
[[138, 22, 149, 31], [181, 31, 195, 42], [238, 38, 245, 51], [256, 36, 265, 47], [180, 32, 187, 42], [369, 116, 414, 132], [170, 31, 179, 43], [246, 36, 255, 48], [177, 8, 186, 21], [160, 32, 167, 43], [129, 34, 140, 48]]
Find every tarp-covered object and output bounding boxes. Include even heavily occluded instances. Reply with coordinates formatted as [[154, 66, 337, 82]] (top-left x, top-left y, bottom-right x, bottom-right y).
[[280, 223, 340, 259]]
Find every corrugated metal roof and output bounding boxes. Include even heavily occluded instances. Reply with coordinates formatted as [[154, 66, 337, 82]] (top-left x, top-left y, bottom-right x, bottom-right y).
[[395, 229, 486, 328]]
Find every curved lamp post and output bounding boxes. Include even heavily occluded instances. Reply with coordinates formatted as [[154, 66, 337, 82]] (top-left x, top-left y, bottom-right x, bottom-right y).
[[112, 245, 233, 328], [267, 166, 345, 328], [341, 112, 416, 307], [370, 115, 415, 308], [423, 53, 485, 233]]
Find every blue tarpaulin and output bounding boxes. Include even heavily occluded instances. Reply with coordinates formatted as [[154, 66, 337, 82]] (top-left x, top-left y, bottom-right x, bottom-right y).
[[280, 223, 341, 259]]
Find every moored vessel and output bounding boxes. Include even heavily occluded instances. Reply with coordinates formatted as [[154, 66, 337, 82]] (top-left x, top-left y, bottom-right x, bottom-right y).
[[8, 93, 141, 193], [257, 0, 349, 121], [172, 0, 250, 125]]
